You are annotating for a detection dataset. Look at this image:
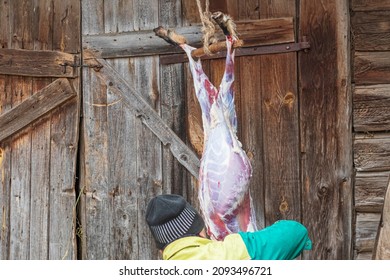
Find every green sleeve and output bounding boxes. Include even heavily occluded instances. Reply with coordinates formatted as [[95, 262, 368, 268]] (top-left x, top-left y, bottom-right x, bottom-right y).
[[238, 220, 312, 260]]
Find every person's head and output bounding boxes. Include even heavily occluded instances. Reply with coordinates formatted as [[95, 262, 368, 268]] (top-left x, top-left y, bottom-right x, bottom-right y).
[[145, 194, 205, 250]]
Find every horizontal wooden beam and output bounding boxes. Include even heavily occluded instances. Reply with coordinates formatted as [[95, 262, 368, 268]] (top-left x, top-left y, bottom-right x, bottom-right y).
[[354, 132, 390, 172], [86, 53, 200, 178], [353, 84, 390, 132], [354, 52, 390, 85], [355, 171, 389, 212], [0, 49, 77, 78], [352, 11, 390, 51], [83, 17, 294, 59], [355, 212, 381, 253], [351, 0, 390, 11], [0, 78, 76, 142]]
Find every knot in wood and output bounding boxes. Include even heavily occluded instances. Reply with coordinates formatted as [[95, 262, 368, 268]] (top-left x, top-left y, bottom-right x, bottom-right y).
[[180, 154, 188, 162], [279, 200, 289, 213]]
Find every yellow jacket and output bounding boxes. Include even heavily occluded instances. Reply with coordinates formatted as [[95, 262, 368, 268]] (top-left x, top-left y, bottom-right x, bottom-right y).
[[162, 220, 312, 260], [163, 233, 251, 260]]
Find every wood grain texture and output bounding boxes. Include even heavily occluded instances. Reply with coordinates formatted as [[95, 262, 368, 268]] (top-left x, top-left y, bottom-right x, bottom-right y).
[[355, 212, 381, 255], [0, 75, 11, 259], [352, 11, 390, 51], [0, 49, 77, 78], [89, 57, 200, 178], [0, 78, 76, 142], [353, 84, 390, 132], [0, 0, 80, 260], [355, 171, 389, 212], [159, 0, 187, 200], [354, 133, 390, 172], [299, 0, 353, 259], [354, 52, 390, 85], [238, 55, 265, 228], [351, 0, 390, 11], [258, 0, 301, 235], [83, 17, 294, 59]]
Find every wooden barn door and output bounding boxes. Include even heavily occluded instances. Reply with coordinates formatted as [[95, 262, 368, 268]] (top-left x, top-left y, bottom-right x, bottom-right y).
[[181, 0, 352, 260], [0, 0, 80, 259], [0, 0, 352, 260], [79, 0, 352, 260]]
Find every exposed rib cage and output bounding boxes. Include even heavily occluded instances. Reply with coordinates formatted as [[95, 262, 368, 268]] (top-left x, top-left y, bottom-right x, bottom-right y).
[[180, 36, 257, 240]]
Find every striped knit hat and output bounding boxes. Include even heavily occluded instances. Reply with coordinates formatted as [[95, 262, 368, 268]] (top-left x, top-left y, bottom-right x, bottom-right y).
[[146, 194, 205, 249]]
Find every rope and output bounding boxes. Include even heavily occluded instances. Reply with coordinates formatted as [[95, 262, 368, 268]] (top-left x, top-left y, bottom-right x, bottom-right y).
[[195, 0, 217, 54]]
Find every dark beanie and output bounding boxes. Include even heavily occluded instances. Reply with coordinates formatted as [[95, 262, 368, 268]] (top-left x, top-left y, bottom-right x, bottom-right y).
[[145, 194, 205, 249]]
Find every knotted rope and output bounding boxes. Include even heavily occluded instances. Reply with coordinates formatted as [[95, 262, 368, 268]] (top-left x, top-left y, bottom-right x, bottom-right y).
[[196, 0, 217, 54]]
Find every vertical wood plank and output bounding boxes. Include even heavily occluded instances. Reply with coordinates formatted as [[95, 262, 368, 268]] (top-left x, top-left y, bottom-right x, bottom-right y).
[[28, 0, 56, 259], [131, 56, 162, 260], [261, 53, 300, 223], [159, 0, 188, 208], [238, 56, 265, 228], [103, 0, 140, 260], [8, 0, 34, 260], [81, 67, 111, 259], [299, 0, 352, 259], [52, 0, 80, 53], [49, 98, 79, 260], [257, 1, 300, 230], [238, 0, 260, 20], [0, 0, 11, 260], [0, 75, 12, 260], [80, 0, 109, 260], [49, 0, 80, 259], [9, 76, 33, 260], [29, 78, 51, 260]]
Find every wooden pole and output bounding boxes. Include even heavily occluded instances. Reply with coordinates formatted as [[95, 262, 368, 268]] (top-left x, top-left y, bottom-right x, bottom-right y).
[[191, 39, 243, 58]]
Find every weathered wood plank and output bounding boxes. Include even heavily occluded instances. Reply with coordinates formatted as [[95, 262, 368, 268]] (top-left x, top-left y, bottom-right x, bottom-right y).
[[7, 0, 34, 259], [373, 176, 390, 259], [0, 49, 77, 78], [159, 0, 187, 201], [0, 75, 12, 259], [29, 78, 51, 259], [261, 53, 301, 223], [48, 96, 79, 260], [181, 0, 203, 24], [209, 0, 239, 20], [82, 17, 294, 58], [88, 56, 200, 178], [0, 78, 76, 142], [353, 84, 390, 132], [299, 0, 353, 259], [355, 212, 381, 253], [130, 0, 161, 260], [259, 0, 301, 236], [352, 11, 390, 51], [355, 171, 389, 212], [102, 0, 140, 260], [80, 0, 110, 260], [354, 52, 390, 85], [9, 76, 34, 259], [238, 55, 265, 228], [351, 0, 390, 11], [354, 133, 390, 172], [52, 0, 80, 53], [239, 0, 260, 20], [80, 66, 111, 260]]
